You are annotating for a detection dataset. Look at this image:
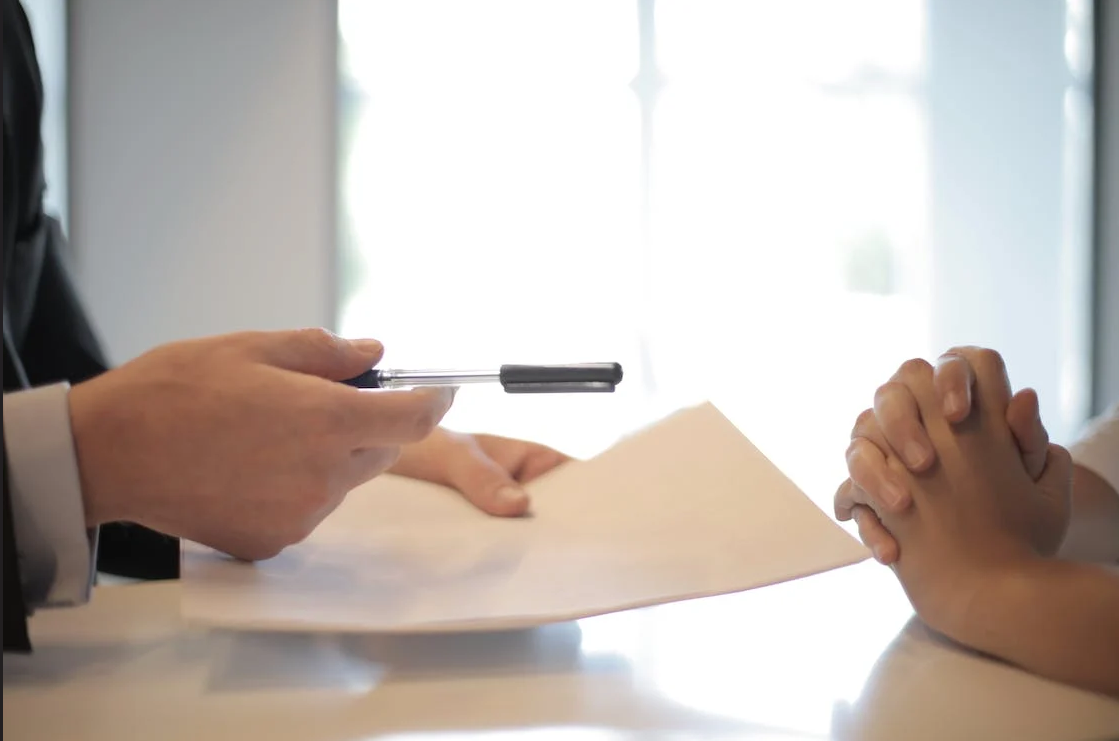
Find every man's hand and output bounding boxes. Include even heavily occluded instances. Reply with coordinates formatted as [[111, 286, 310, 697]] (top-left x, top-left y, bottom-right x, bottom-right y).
[[69, 329, 454, 561], [835, 347, 1064, 563], [870, 354, 1074, 636], [390, 428, 571, 516]]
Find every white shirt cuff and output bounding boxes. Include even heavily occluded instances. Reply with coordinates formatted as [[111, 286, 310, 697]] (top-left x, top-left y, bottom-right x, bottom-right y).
[[3, 383, 97, 610], [1069, 402, 1119, 500]]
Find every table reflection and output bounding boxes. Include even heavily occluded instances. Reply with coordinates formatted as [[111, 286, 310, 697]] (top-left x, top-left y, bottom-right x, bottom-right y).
[[6, 563, 1119, 741], [576, 560, 913, 736]]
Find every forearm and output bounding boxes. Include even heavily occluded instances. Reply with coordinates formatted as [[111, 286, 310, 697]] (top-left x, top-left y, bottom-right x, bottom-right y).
[[954, 559, 1119, 699], [1059, 464, 1119, 563]]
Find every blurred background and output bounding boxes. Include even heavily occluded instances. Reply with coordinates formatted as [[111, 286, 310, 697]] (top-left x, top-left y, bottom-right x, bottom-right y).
[[24, 0, 1119, 515]]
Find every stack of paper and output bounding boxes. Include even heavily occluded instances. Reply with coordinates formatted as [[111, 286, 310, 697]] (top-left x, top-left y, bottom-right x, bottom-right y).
[[180, 402, 869, 632]]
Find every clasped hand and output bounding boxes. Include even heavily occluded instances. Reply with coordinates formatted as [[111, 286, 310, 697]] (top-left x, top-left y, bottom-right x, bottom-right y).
[[833, 347, 1073, 633]]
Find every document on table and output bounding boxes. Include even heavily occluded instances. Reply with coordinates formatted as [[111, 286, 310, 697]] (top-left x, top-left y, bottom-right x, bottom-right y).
[[180, 402, 870, 633]]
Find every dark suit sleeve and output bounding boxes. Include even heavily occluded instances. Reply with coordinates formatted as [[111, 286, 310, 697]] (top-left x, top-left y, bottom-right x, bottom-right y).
[[17, 220, 180, 581], [18, 216, 111, 387]]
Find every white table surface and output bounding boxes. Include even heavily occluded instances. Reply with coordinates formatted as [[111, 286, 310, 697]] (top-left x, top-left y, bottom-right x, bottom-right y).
[[5, 561, 1119, 741]]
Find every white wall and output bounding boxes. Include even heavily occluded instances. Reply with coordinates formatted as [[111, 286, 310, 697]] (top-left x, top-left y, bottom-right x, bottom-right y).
[[69, 0, 337, 364], [924, 0, 1092, 442]]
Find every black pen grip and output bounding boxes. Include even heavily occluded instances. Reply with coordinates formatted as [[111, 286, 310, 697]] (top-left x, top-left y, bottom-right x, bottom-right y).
[[499, 363, 623, 392], [340, 369, 383, 388]]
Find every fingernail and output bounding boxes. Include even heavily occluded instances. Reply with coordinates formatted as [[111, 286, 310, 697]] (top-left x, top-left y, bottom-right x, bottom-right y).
[[354, 339, 383, 355], [882, 480, 907, 509], [497, 486, 528, 506], [944, 391, 965, 418], [904, 441, 929, 469], [872, 545, 886, 563]]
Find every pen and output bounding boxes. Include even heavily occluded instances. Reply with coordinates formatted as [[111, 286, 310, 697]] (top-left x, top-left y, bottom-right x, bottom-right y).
[[341, 362, 623, 393]]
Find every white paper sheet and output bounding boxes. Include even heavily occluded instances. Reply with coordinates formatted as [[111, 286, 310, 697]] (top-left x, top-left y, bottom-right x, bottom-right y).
[[180, 402, 870, 632]]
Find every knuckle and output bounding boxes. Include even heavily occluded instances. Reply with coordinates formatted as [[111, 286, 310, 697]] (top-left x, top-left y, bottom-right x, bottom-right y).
[[295, 327, 343, 355], [943, 345, 978, 359], [896, 357, 933, 381], [872, 381, 907, 413], [318, 399, 357, 437], [934, 353, 969, 382], [845, 437, 865, 464], [851, 408, 877, 438], [972, 347, 1007, 377], [845, 441, 876, 482]]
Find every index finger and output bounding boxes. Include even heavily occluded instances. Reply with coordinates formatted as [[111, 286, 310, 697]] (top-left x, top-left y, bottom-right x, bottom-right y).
[[337, 386, 455, 446], [516, 446, 573, 482]]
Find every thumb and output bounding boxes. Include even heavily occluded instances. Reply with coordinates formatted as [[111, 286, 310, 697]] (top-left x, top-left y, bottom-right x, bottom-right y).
[[1006, 388, 1049, 481], [447, 445, 532, 517], [1036, 442, 1073, 493], [1032, 442, 1073, 556], [248, 329, 384, 380]]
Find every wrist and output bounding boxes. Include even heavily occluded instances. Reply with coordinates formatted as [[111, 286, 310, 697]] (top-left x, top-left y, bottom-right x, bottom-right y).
[[68, 379, 127, 526], [934, 556, 1050, 653]]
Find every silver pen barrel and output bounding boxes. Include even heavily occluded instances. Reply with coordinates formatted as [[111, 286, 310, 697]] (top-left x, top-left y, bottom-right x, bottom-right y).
[[376, 368, 500, 389]]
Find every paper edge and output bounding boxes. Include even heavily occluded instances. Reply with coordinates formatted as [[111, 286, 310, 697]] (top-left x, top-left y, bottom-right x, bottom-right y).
[[179, 547, 870, 635]]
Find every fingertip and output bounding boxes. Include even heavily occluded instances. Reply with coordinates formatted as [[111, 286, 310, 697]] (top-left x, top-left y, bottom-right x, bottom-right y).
[[902, 442, 934, 472], [491, 485, 530, 516], [352, 338, 384, 357], [851, 504, 900, 564], [872, 544, 897, 565], [833, 478, 859, 521], [935, 353, 974, 422]]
